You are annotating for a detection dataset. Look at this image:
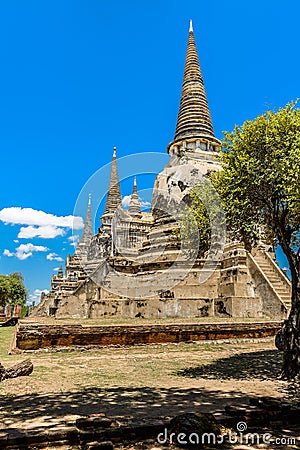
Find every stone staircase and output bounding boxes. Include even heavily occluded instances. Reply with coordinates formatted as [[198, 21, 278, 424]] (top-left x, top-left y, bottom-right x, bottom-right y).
[[253, 249, 292, 311]]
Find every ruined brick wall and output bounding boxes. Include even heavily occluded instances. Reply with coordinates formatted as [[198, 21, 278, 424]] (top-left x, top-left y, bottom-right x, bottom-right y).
[[14, 321, 283, 351]]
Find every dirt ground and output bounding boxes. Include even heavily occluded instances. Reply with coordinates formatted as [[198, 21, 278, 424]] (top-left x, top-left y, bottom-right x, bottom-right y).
[[0, 329, 294, 423], [0, 323, 299, 448]]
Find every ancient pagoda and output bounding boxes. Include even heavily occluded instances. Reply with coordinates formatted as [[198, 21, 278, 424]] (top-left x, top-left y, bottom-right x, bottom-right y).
[[34, 22, 291, 319]]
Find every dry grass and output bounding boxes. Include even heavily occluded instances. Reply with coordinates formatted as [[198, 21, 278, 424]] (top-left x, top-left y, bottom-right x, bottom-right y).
[[0, 325, 283, 393], [0, 327, 14, 359], [0, 323, 294, 436]]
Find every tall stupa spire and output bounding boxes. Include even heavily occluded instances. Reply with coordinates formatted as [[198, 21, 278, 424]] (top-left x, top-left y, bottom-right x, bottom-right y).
[[81, 195, 93, 243], [75, 195, 93, 261], [104, 147, 122, 214], [128, 176, 141, 217], [168, 21, 221, 155]]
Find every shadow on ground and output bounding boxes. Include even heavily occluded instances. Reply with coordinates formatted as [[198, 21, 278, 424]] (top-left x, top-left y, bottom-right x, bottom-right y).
[[1, 349, 299, 437], [1, 385, 299, 449], [0, 385, 285, 431], [177, 349, 282, 380]]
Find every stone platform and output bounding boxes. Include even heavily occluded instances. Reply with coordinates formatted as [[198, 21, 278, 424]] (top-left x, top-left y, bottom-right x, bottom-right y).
[[12, 321, 283, 352]]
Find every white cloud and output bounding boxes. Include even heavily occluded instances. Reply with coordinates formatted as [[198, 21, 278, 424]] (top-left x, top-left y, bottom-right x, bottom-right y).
[[15, 243, 49, 260], [122, 195, 131, 208], [68, 235, 80, 242], [0, 207, 84, 230], [4, 243, 49, 260], [140, 199, 151, 210], [28, 289, 49, 304], [18, 225, 66, 239], [0, 207, 84, 246], [122, 196, 151, 210], [32, 288, 49, 296], [53, 267, 60, 271], [46, 252, 63, 262], [68, 234, 80, 247]]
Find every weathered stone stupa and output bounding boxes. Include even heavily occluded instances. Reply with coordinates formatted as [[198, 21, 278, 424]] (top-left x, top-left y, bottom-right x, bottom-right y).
[[33, 22, 291, 319]]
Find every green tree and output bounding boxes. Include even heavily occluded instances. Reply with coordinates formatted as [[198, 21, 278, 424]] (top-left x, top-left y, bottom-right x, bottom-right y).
[[0, 272, 27, 309], [0, 276, 11, 307], [191, 101, 300, 379]]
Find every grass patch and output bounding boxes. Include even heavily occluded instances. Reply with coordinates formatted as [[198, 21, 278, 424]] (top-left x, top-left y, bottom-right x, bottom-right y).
[[0, 337, 279, 398], [0, 338, 284, 432], [0, 327, 14, 359], [177, 349, 282, 380]]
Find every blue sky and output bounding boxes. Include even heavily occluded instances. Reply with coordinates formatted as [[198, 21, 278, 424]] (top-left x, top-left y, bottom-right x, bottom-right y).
[[0, 0, 298, 304]]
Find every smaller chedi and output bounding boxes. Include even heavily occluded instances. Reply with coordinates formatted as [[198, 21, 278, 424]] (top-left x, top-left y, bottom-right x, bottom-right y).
[[33, 21, 291, 320]]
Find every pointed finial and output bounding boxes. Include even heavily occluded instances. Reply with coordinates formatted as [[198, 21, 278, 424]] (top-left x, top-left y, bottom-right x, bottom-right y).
[[189, 19, 193, 33], [58, 264, 64, 278], [129, 176, 141, 217], [88, 194, 92, 205], [167, 16, 218, 151], [103, 145, 122, 214]]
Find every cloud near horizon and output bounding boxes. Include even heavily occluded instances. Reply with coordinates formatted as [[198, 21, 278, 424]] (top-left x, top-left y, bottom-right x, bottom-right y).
[[28, 288, 49, 305]]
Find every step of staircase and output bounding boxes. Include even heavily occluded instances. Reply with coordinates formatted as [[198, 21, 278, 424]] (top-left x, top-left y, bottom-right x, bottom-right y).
[[253, 251, 291, 311], [264, 272, 284, 286], [279, 294, 291, 300]]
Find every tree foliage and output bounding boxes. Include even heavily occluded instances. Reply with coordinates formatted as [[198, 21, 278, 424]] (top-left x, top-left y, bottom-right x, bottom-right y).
[[215, 101, 300, 257], [0, 272, 27, 308], [179, 178, 226, 259], [190, 101, 300, 378]]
